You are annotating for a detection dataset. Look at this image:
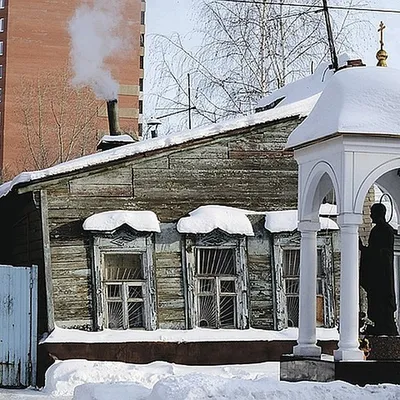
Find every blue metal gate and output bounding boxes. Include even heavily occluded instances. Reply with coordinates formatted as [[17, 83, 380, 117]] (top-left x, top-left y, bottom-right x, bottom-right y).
[[0, 265, 38, 387]]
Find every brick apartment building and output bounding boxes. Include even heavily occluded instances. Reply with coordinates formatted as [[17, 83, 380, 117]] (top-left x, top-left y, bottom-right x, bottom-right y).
[[0, 0, 145, 179]]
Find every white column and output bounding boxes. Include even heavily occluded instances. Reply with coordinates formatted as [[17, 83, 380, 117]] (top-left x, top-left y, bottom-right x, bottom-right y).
[[293, 221, 321, 358], [334, 217, 364, 361]]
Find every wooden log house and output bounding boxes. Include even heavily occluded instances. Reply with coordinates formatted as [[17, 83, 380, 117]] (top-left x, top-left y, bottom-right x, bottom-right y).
[[0, 100, 340, 344]]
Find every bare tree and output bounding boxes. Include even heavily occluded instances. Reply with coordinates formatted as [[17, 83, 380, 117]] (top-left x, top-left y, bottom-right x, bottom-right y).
[[14, 68, 99, 173], [148, 0, 370, 131]]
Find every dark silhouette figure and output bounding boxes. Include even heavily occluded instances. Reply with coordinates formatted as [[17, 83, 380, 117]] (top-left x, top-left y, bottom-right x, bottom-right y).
[[359, 203, 398, 336]]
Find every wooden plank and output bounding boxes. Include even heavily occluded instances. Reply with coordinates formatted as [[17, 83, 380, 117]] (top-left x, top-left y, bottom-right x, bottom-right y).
[[169, 156, 296, 171], [68, 184, 133, 197], [40, 190, 55, 331], [133, 156, 169, 169], [158, 299, 185, 309], [156, 267, 183, 279], [68, 167, 133, 197], [168, 143, 229, 160]]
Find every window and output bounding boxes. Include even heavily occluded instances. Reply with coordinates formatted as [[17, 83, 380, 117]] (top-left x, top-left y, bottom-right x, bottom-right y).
[[103, 253, 145, 329], [139, 78, 143, 92], [90, 228, 157, 331], [0, 42, 3, 56], [139, 100, 143, 115], [141, 11, 145, 25], [184, 230, 248, 329], [138, 123, 143, 137], [282, 249, 324, 327], [0, 1, 5, 10], [0, 18, 4, 33], [195, 247, 238, 328], [140, 56, 144, 70], [140, 33, 145, 47], [0, 65, 3, 79]]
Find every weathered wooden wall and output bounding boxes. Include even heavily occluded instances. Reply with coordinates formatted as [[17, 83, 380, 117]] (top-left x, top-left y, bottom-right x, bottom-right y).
[[247, 215, 275, 329], [16, 117, 301, 329], [1, 192, 48, 334], [154, 224, 186, 329]]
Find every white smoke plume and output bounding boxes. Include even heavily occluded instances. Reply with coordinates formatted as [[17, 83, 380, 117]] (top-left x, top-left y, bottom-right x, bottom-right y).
[[68, 0, 127, 100]]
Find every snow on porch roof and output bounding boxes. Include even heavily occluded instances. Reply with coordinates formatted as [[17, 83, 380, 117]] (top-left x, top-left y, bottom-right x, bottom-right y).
[[264, 209, 339, 233], [256, 54, 351, 112], [0, 95, 316, 199], [286, 66, 400, 150], [83, 211, 161, 233], [177, 205, 256, 236]]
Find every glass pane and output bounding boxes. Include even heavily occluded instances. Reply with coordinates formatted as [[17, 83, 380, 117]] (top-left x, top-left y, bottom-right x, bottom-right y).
[[197, 248, 235, 275], [107, 302, 124, 329], [107, 284, 121, 299], [285, 279, 299, 295], [220, 280, 235, 293], [317, 250, 323, 277], [128, 302, 144, 328], [220, 296, 236, 328], [283, 250, 300, 277], [317, 279, 323, 295], [128, 285, 143, 299], [199, 279, 214, 293], [287, 296, 299, 327], [104, 253, 143, 281], [198, 295, 217, 328]]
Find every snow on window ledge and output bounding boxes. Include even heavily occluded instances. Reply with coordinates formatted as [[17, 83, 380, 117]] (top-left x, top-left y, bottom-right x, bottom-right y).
[[83, 210, 161, 233], [177, 205, 255, 236]]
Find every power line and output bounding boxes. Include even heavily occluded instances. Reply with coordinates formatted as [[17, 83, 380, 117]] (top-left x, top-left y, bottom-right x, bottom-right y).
[[217, 0, 400, 15]]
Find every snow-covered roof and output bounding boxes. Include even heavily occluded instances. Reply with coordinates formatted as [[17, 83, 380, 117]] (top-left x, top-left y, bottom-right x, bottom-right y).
[[286, 66, 400, 149], [256, 54, 351, 111], [83, 211, 161, 233], [97, 134, 136, 144], [177, 205, 255, 236], [264, 209, 339, 233], [0, 96, 314, 200]]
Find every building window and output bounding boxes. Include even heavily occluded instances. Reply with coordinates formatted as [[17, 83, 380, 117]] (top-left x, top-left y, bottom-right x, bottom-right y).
[[0, 1, 5, 10], [282, 249, 324, 327], [139, 100, 143, 114], [138, 123, 143, 137], [103, 253, 146, 329], [141, 11, 145, 25], [0, 42, 3, 56], [89, 228, 157, 331], [0, 18, 4, 33], [274, 232, 335, 329], [0, 65, 3, 79], [195, 247, 238, 328], [184, 230, 248, 329], [139, 78, 144, 92], [140, 56, 144, 70], [140, 33, 145, 47]]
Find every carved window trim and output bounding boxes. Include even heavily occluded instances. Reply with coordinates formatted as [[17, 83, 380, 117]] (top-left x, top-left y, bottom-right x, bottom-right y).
[[90, 228, 157, 331], [273, 232, 334, 328], [183, 229, 249, 329]]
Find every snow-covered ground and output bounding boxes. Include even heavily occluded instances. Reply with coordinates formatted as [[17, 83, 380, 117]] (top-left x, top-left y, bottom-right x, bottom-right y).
[[1, 359, 400, 400]]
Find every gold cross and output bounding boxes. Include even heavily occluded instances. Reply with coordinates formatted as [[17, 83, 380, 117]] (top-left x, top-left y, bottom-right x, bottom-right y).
[[378, 21, 386, 50]]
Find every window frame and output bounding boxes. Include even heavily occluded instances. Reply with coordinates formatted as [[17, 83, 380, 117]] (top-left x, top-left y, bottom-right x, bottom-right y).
[[91, 229, 157, 331], [183, 230, 249, 330], [273, 233, 335, 329]]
